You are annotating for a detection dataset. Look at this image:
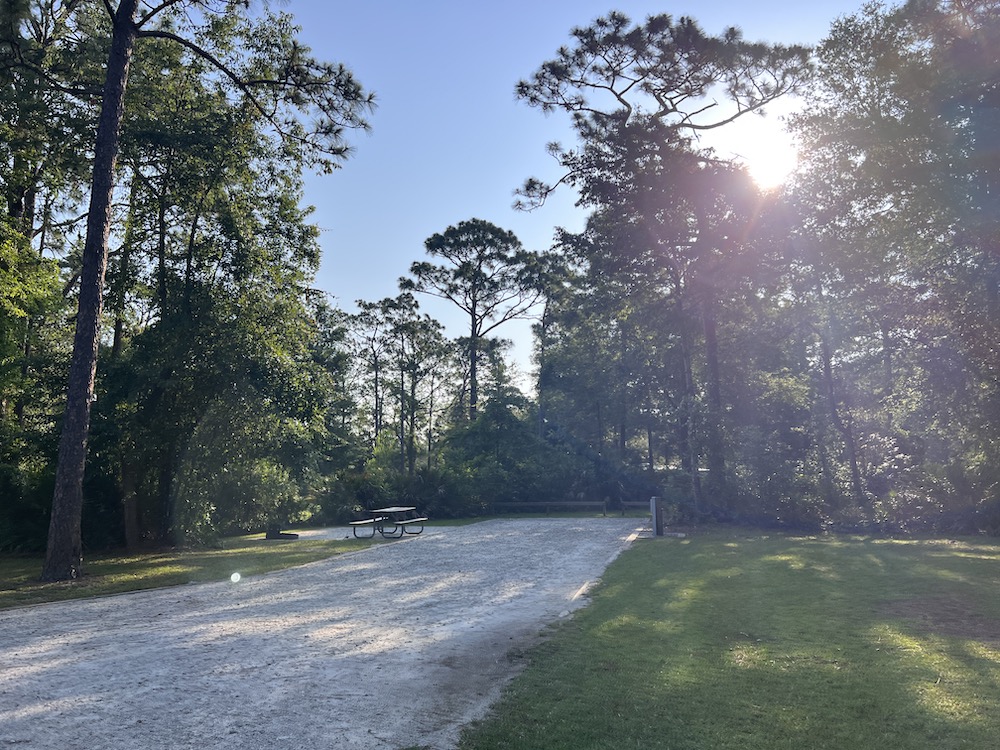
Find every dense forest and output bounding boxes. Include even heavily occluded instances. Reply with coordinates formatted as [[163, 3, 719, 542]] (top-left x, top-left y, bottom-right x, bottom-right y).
[[2, 0, 998, 573]]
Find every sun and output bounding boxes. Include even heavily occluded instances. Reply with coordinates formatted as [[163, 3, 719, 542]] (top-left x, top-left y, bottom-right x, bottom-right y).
[[741, 141, 799, 189], [739, 128, 800, 190], [703, 107, 800, 190]]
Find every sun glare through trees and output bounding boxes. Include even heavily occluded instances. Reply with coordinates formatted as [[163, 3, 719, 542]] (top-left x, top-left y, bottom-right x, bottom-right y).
[[726, 115, 801, 190]]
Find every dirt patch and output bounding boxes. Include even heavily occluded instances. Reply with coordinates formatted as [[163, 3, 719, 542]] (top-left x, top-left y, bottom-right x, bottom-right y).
[[883, 595, 1000, 643], [0, 518, 645, 750]]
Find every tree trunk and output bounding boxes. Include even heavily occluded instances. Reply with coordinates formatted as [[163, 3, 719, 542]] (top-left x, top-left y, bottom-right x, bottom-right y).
[[880, 321, 894, 431], [42, 0, 139, 581], [156, 183, 168, 312], [11, 153, 39, 428], [407, 373, 417, 477], [121, 460, 142, 551], [15, 319, 31, 427], [111, 177, 140, 360], [536, 300, 550, 439], [702, 293, 727, 503], [594, 399, 605, 465], [675, 292, 702, 509], [617, 323, 628, 458], [398, 343, 406, 474], [6, 152, 38, 235], [426, 372, 435, 471], [183, 206, 201, 316], [157, 456, 175, 545], [469, 311, 479, 421], [819, 327, 865, 507], [370, 349, 383, 443], [646, 422, 656, 476]]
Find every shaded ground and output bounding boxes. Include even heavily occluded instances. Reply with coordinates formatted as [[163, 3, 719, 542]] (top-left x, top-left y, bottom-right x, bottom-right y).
[[883, 595, 1000, 644], [0, 518, 645, 750]]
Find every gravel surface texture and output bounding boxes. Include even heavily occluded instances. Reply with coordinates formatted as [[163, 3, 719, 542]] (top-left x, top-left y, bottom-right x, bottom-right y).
[[0, 518, 645, 749]]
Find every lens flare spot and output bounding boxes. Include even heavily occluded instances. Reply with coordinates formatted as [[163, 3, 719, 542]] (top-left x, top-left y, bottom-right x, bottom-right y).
[[230, 572, 241, 583]]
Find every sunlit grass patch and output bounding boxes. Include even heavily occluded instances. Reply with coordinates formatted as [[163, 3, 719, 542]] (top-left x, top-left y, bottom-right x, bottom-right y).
[[0, 533, 374, 610], [459, 529, 1000, 750]]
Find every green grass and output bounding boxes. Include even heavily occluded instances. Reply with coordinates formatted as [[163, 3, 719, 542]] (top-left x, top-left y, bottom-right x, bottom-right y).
[[0, 531, 376, 610], [458, 529, 1000, 750], [0, 519, 485, 610]]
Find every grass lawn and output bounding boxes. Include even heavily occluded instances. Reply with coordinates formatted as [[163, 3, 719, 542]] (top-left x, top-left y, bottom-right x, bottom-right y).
[[0, 531, 376, 610], [459, 528, 1000, 750]]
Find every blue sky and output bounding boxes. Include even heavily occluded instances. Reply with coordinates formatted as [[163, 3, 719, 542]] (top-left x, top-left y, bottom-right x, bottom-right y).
[[287, 0, 870, 376]]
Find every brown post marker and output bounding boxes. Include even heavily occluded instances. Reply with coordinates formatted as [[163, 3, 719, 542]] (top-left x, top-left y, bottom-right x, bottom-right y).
[[650, 496, 664, 536]]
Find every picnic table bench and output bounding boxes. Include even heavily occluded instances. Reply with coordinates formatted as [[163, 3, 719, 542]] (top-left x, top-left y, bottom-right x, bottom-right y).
[[350, 507, 427, 538]]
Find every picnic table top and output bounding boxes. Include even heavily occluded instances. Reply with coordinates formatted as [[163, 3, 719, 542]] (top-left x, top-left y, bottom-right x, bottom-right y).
[[371, 506, 416, 514]]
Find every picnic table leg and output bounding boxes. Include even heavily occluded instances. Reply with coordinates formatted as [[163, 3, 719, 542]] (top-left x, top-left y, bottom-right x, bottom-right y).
[[379, 523, 403, 538]]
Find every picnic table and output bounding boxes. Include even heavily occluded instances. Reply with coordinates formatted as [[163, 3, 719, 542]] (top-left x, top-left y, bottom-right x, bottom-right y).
[[349, 506, 428, 539]]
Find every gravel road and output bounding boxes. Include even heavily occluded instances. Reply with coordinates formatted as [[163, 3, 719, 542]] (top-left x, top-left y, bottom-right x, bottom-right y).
[[0, 518, 645, 750]]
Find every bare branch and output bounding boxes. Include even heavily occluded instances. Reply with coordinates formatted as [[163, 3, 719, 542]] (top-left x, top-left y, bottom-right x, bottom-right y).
[[136, 0, 188, 28]]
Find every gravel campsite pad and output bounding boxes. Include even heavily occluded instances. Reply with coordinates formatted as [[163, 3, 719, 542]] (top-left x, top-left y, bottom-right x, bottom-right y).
[[1, 518, 645, 750]]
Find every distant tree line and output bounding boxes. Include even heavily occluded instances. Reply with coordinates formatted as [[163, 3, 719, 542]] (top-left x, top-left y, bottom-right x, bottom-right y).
[[2, 0, 998, 575]]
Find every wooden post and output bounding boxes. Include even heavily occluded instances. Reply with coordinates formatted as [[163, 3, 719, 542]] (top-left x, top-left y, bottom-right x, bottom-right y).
[[650, 496, 664, 536]]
